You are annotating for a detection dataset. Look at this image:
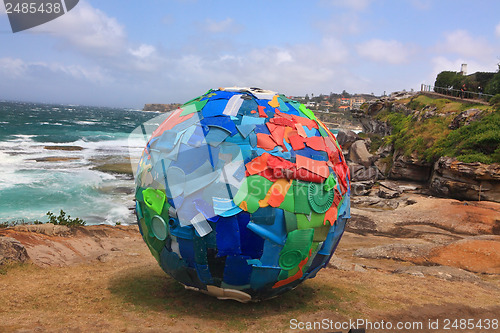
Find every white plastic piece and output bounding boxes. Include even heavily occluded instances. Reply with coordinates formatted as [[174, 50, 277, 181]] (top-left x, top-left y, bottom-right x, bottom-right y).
[[190, 213, 212, 237]]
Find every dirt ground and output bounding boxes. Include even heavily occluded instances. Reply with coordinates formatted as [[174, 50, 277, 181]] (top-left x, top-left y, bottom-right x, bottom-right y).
[[1, 194, 499, 333]]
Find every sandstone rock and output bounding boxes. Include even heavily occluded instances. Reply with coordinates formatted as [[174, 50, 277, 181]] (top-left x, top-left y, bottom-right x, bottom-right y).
[[393, 265, 479, 283], [366, 101, 384, 115], [377, 184, 401, 199], [14, 223, 71, 236], [353, 243, 435, 263], [350, 180, 375, 196], [391, 103, 413, 115], [430, 157, 500, 202], [327, 255, 367, 272], [427, 236, 500, 274], [374, 145, 393, 175], [414, 105, 441, 121], [389, 151, 433, 182], [376, 181, 417, 198], [448, 108, 483, 130], [0, 237, 29, 265], [374, 159, 390, 175], [348, 140, 375, 167], [351, 196, 400, 210], [336, 130, 360, 150], [376, 144, 393, 158], [351, 166, 384, 182], [390, 91, 417, 100], [97, 254, 109, 263], [359, 117, 392, 136], [346, 214, 378, 234]]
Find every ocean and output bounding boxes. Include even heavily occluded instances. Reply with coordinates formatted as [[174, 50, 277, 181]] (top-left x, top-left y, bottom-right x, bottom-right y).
[[0, 101, 159, 225]]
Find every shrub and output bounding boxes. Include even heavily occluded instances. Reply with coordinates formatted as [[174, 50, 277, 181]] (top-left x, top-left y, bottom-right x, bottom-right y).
[[490, 94, 500, 110], [433, 111, 500, 164], [46, 210, 86, 226]]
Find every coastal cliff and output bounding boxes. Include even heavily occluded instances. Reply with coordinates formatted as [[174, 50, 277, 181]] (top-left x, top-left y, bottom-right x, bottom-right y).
[[344, 92, 500, 202]]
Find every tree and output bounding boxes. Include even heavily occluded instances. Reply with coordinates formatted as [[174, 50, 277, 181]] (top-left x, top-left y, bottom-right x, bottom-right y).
[[434, 71, 462, 89], [341, 90, 351, 98]]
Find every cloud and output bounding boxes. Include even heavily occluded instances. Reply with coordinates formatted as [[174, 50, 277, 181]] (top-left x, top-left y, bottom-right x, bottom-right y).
[[0, 57, 109, 83], [437, 30, 494, 60], [161, 37, 352, 99], [356, 39, 413, 64], [203, 18, 242, 34], [33, 1, 127, 57], [429, 56, 496, 85], [496, 23, 500, 37], [0, 57, 27, 77], [129, 44, 156, 59]]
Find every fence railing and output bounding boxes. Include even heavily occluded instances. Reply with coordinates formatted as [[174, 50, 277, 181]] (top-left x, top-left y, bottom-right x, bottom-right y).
[[420, 84, 494, 102]]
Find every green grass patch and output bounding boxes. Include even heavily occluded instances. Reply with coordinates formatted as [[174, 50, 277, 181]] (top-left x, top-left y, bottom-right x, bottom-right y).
[[433, 111, 500, 163], [407, 95, 451, 111], [373, 95, 499, 164]]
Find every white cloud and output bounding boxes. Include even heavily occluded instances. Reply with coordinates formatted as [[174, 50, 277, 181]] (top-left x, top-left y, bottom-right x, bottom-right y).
[[437, 30, 494, 60], [432, 56, 495, 74], [356, 39, 413, 64], [42, 62, 110, 83], [0, 57, 109, 83], [204, 18, 241, 34], [0, 57, 27, 77], [34, 1, 127, 57], [161, 36, 353, 99], [129, 44, 156, 59], [496, 23, 500, 37]]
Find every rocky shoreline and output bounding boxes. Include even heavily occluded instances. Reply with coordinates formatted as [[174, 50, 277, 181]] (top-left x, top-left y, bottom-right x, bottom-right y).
[[1, 192, 499, 332], [343, 93, 499, 203]]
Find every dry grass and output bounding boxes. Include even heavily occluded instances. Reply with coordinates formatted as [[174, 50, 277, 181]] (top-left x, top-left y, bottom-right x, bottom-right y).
[[1, 245, 499, 333]]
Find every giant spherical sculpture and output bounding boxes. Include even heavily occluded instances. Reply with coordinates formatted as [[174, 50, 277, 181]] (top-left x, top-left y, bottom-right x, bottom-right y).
[[134, 87, 351, 302]]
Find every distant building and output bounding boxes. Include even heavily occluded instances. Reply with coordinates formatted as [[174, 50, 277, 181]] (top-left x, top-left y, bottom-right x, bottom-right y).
[[336, 96, 366, 111], [460, 64, 468, 76]]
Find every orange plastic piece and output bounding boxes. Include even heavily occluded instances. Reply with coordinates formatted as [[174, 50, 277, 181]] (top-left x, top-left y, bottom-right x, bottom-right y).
[[289, 134, 305, 150], [245, 153, 269, 175], [305, 136, 327, 151], [270, 125, 285, 147], [283, 127, 295, 143], [292, 114, 318, 130], [296, 155, 329, 179], [258, 105, 268, 118], [257, 133, 277, 150], [267, 179, 292, 208], [272, 255, 309, 288], [294, 123, 307, 138], [324, 204, 337, 226]]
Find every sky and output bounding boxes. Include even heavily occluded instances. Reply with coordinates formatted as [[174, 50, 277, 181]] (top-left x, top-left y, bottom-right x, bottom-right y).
[[1, 0, 499, 108]]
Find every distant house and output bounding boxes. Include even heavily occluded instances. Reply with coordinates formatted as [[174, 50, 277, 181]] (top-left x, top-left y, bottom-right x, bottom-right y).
[[351, 97, 366, 109], [337, 97, 351, 110], [336, 96, 366, 111]]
